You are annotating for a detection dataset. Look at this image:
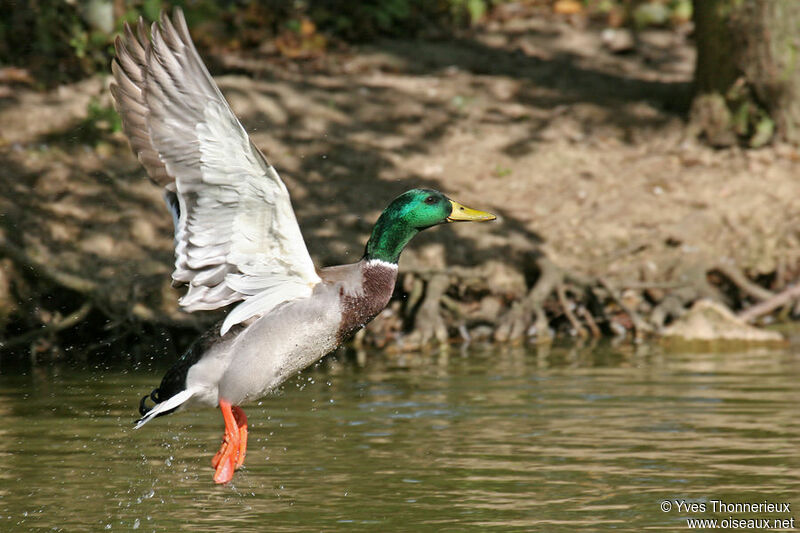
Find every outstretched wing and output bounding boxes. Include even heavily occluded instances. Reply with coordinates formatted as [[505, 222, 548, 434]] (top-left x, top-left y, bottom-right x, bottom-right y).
[[110, 8, 320, 335]]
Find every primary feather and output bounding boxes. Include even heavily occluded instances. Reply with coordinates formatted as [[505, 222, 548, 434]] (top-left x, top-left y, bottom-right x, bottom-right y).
[[110, 10, 319, 334]]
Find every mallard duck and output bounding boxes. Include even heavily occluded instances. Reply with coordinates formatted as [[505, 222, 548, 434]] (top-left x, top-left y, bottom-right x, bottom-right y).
[[111, 9, 495, 485]]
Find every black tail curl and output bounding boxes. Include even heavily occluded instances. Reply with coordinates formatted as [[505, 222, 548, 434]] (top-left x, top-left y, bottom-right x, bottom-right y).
[[138, 388, 162, 416]]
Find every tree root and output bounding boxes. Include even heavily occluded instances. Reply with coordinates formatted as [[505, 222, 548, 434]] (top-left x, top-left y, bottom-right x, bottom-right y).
[[713, 262, 775, 302], [0, 236, 98, 294], [1, 302, 92, 360], [597, 278, 653, 339], [3, 226, 797, 358], [576, 305, 601, 338], [404, 273, 451, 349], [738, 284, 800, 323], [495, 254, 576, 343], [556, 282, 587, 338], [481, 251, 790, 345], [0, 234, 204, 358]]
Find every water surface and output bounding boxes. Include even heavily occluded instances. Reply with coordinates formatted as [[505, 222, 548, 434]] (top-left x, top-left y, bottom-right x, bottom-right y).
[[1, 344, 798, 531]]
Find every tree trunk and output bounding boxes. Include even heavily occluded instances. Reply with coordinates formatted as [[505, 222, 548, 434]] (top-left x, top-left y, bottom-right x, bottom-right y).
[[691, 0, 800, 146]]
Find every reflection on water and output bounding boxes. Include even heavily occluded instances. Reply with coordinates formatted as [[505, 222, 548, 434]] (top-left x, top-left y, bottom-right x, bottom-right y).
[[0, 343, 799, 531]]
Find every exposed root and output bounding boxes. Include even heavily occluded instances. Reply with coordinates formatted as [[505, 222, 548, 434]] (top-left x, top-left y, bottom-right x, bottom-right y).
[[650, 290, 691, 330], [598, 278, 654, 340], [404, 273, 450, 349], [0, 234, 203, 358], [577, 305, 601, 338], [557, 282, 587, 338], [2, 230, 796, 358], [0, 235, 98, 294], [495, 254, 563, 343], [1, 302, 92, 361], [738, 284, 800, 323], [494, 299, 536, 343], [392, 250, 794, 348], [713, 262, 775, 302]]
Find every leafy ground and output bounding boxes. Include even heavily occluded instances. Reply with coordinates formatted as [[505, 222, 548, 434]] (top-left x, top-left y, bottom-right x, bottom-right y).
[[2, 8, 799, 357]]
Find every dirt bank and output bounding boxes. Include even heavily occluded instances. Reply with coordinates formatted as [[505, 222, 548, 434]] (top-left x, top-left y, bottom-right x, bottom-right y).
[[1, 13, 799, 358]]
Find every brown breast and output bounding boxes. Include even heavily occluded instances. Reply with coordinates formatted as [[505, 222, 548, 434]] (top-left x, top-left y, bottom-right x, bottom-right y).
[[336, 260, 398, 341]]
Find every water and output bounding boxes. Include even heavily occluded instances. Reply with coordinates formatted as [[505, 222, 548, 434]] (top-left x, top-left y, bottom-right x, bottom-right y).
[[0, 344, 799, 531]]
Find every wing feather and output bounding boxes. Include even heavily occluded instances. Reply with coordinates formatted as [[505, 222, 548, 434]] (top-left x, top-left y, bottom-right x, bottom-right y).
[[111, 8, 320, 334]]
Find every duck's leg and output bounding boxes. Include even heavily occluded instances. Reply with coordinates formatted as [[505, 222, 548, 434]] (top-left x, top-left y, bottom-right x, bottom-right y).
[[212, 399, 240, 484], [232, 406, 248, 470], [211, 405, 249, 472]]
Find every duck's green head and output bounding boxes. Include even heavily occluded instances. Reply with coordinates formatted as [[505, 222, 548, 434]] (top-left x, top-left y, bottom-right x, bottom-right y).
[[364, 189, 496, 264]]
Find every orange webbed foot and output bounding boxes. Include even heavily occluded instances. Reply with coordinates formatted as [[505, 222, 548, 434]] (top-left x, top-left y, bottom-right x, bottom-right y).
[[211, 435, 229, 470], [212, 399, 240, 484], [212, 400, 249, 484], [232, 405, 248, 470]]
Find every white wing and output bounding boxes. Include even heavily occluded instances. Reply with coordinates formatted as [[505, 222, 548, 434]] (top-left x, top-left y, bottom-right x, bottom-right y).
[[110, 9, 320, 335]]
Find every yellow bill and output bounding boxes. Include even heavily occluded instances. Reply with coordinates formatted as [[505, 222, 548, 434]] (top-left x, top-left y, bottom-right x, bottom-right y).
[[447, 200, 497, 222]]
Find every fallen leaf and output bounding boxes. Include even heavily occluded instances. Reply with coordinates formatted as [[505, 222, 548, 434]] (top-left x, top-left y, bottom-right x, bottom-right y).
[[554, 0, 583, 15]]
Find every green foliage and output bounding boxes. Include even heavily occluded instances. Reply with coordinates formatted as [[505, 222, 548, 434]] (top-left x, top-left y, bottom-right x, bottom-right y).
[[0, 0, 526, 85], [596, 0, 692, 28], [0, 0, 238, 86], [632, 2, 671, 27], [87, 98, 122, 135], [750, 113, 775, 148], [493, 165, 512, 178], [0, 1, 85, 85], [452, 0, 490, 26], [142, 0, 164, 22], [58, 97, 124, 147], [303, 0, 481, 41], [726, 80, 775, 148]]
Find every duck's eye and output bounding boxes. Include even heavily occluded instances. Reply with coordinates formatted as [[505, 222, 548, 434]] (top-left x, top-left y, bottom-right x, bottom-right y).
[[424, 196, 437, 205]]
